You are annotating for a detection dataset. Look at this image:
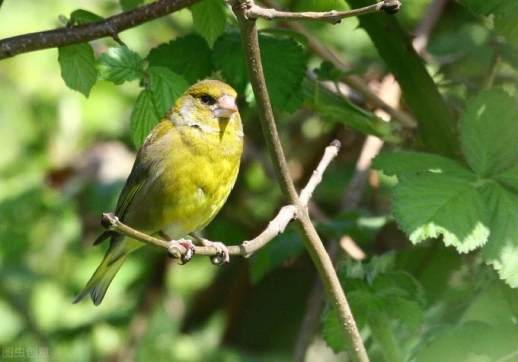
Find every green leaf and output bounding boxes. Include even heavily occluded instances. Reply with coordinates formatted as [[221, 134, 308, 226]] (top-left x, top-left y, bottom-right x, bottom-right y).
[[368, 312, 403, 362], [314, 61, 345, 81], [322, 307, 352, 353], [462, 278, 518, 325], [69, 9, 103, 25], [381, 90, 518, 287], [415, 322, 518, 362], [302, 78, 398, 140], [460, 90, 518, 178], [212, 33, 248, 91], [147, 67, 189, 117], [249, 230, 304, 284], [323, 265, 425, 358], [191, 0, 227, 47], [97, 46, 144, 85], [459, 0, 518, 42], [130, 89, 160, 147], [58, 43, 98, 97], [480, 183, 518, 287], [373, 151, 475, 179], [147, 34, 214, 84], [212, 32, 308, 111], [260, 34, 308, 111], [393, 173, 489, 253], [120, 0, 144, 11]]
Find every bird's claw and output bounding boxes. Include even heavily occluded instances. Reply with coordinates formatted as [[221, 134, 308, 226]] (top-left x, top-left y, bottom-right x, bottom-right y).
[[168, 239, 195, 264], [202, 240, 230, 266]]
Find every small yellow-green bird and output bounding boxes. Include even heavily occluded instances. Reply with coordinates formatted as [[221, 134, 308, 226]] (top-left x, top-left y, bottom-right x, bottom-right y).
[[74, 79, 243, 305]]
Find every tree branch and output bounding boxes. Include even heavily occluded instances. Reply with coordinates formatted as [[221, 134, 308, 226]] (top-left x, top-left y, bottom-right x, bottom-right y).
[[100, 140, 340, 260], [259, 0, 416, 129], [0, 0, 199, 60], [232, 0, 369, 360], [245, 0, 400, 24]]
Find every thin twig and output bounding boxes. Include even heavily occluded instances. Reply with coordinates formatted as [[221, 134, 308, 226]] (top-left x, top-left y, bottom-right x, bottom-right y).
[[259, 0, 416, 129], [0, 0, 199, 60], [232, 0, 369, 360], [246, 1, 399, 24], [294, 1, 447, 358], [293, 135, 383, 361], [101, 141, 340, 260]]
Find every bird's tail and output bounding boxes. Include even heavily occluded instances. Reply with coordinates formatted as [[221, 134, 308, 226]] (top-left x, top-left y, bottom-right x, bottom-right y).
[[74, 235, 128, 306]]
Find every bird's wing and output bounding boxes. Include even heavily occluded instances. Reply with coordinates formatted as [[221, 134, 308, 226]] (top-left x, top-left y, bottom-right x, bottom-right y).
[[92, 157, 148, 246], [114, 159, 148, 219], [115, 120, 173, 219]]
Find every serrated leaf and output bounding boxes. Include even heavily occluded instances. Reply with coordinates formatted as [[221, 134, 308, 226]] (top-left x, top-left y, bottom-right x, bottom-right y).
[[212, 33, 248, 91], [98, 46, 144, 85], [393, 173, 489, 253], [69, 9, 103, 25], [460, 90, 518, 178], [147, 67, 189, 116], [147, 34, 214, 84], [373, 151, 475, 179], [130, 89, 160, 147], [249, 230, 304, 284], [212, 32, 308, 112], [480, 183, 518, 287], [191, 0, 227, 47], [58, 43, 97, 97], [323, 266, 425, 358], [261, 34, 308, 111], [120, 0, 144, 11]]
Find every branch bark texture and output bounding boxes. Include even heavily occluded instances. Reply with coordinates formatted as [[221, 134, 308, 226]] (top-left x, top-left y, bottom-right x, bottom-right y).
[[246, 1, 398, 23], [0, 0, 199, 60]]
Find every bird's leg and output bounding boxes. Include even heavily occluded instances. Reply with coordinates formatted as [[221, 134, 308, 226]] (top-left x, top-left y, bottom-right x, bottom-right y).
[[159, 231, 195, 265], [191, 233, 230, 265]]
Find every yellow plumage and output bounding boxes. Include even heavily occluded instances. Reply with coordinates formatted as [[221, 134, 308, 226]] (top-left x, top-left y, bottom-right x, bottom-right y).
[[75, 80, 243, 305]]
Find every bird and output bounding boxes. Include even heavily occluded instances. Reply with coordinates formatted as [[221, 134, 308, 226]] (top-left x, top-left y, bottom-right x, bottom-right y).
[[74, 79, 244, 306]]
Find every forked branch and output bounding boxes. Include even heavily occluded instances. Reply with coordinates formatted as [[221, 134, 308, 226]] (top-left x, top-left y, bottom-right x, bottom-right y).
[[100, 141, 341, 260]]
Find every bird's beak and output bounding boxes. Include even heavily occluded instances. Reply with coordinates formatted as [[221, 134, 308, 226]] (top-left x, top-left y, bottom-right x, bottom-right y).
[[213, 95, 238, 118]]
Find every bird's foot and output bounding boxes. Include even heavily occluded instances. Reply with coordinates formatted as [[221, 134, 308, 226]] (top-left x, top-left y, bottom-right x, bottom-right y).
[[200, 239, 230, 265], [167, 238, 195, 264]]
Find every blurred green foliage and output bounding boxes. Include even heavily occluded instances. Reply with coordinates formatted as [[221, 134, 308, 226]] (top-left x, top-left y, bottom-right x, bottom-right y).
[[1, 0, 518, 361]]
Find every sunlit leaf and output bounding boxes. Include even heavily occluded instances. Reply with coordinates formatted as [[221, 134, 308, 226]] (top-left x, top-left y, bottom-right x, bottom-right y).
[[98, 46, 144, 85], [58, 43, 97, 96], [147, 67, 189, 116], [147, 34, 214, 84], [191, 0, 227, 47], [394, 173, 489, 252], [130, 89, 160, 147]]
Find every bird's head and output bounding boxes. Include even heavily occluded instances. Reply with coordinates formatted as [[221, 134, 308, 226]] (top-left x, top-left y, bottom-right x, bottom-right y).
[[170, 80, 241, 135], [187, 79, 238, 119]]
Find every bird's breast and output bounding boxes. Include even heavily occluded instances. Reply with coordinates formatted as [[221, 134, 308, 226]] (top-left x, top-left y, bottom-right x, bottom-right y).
[[156, 125, 243, 238]]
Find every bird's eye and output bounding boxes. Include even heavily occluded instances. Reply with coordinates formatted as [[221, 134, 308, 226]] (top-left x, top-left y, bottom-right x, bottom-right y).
[[200, 94, 216, 105]]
